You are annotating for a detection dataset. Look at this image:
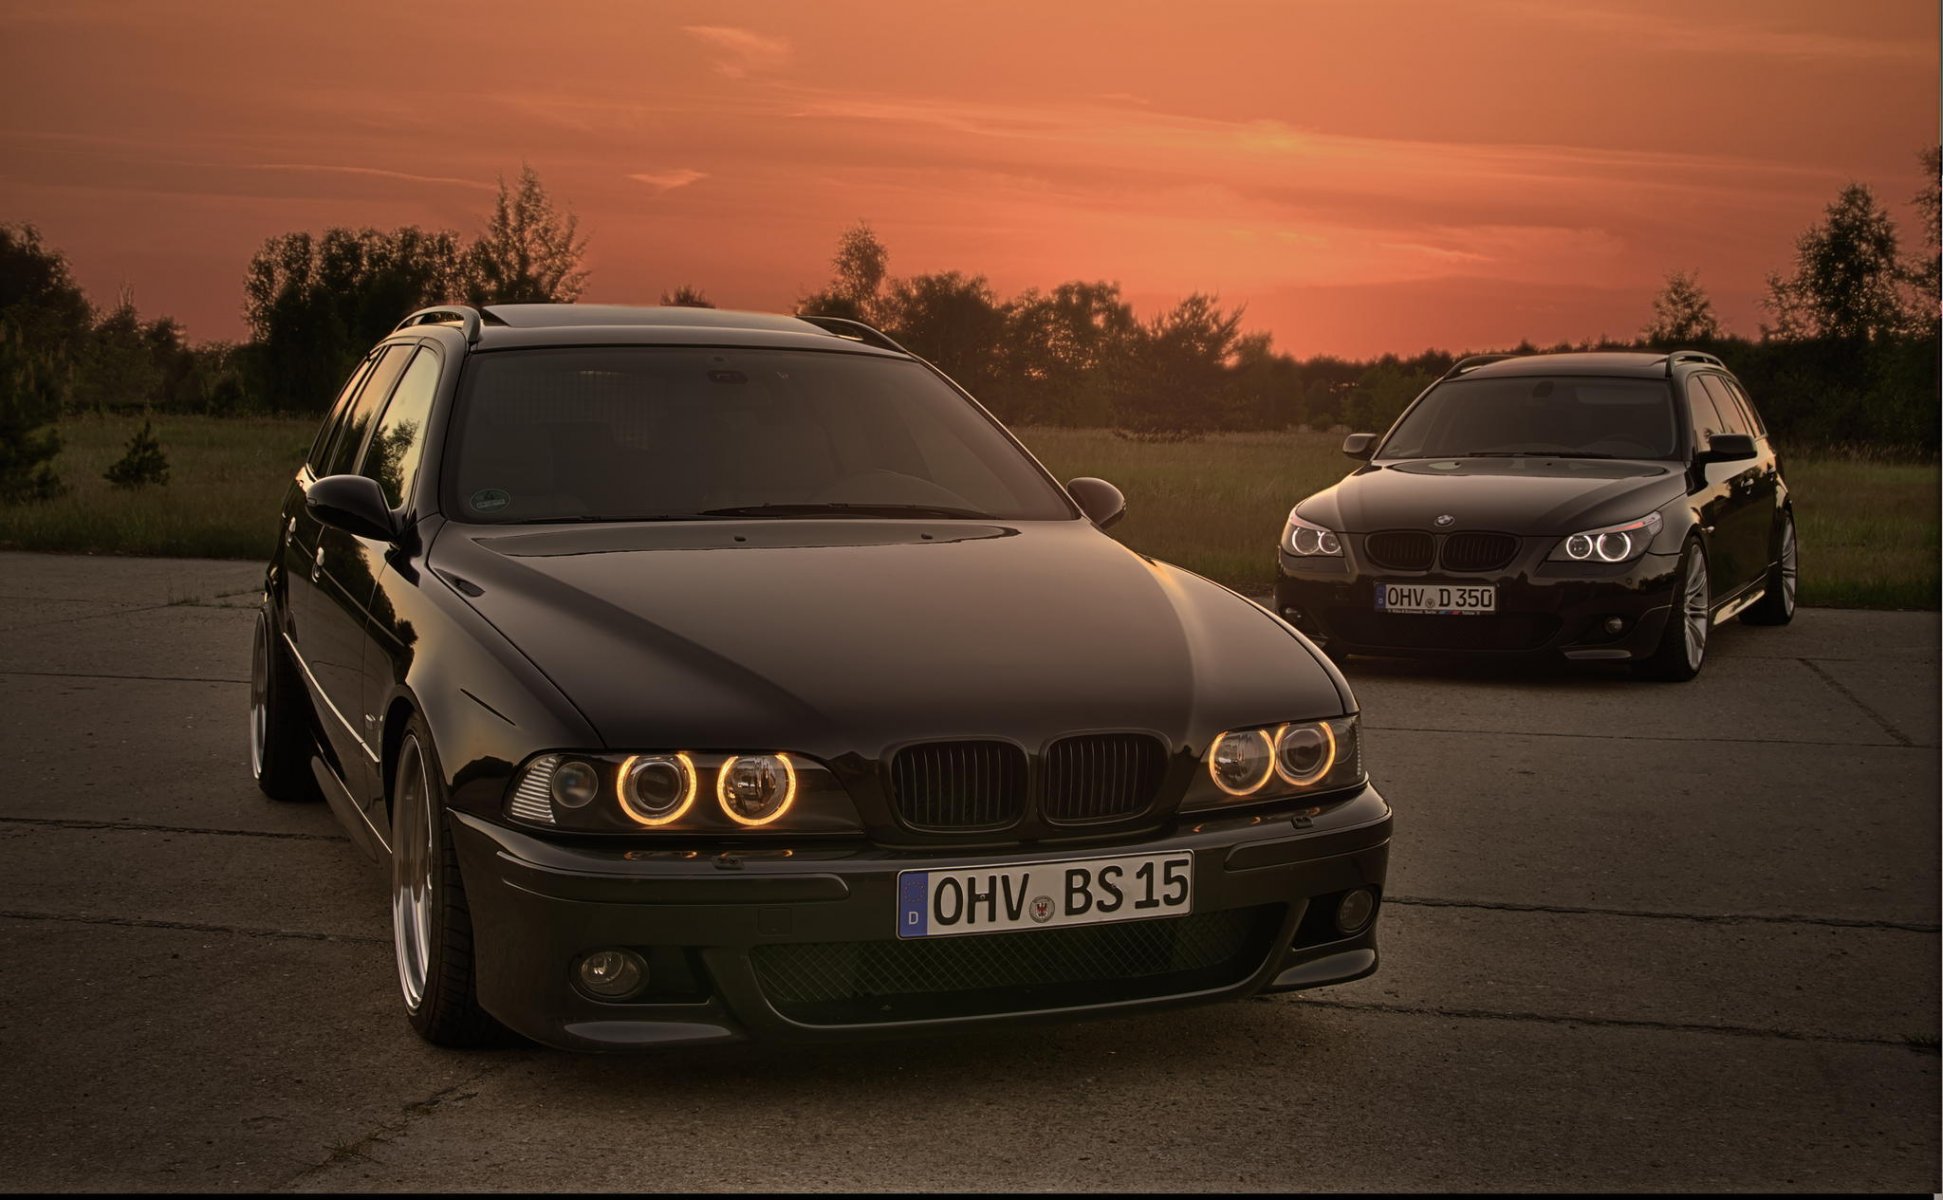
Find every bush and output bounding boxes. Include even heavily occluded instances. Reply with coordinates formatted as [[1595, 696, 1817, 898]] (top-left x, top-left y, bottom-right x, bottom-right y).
[[0, 319, 65, 502], [103, 419, 169, 489]]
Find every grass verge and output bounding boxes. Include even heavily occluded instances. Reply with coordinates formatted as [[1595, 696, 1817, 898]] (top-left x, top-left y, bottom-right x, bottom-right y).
[[1, 415, 1934, 609]]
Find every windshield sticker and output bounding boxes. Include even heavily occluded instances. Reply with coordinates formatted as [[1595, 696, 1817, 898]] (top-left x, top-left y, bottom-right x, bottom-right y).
[[469, 488, 511, 513]]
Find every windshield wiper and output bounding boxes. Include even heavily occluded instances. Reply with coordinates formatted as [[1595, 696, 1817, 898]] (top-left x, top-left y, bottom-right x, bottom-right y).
[[514, 513, 724, 524], [696, 502, 996, 520], [1460, 451, 1620, 460]]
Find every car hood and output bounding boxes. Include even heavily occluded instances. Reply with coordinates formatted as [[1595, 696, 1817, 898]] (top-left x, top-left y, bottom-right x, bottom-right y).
[[429, 519, 1345, 755], [1298, 458, 1686, 535]]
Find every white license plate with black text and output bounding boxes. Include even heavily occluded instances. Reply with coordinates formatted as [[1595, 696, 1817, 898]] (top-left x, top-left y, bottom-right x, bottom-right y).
[[896, 851, 1193, 938], [1376, 583, 1496, 615]]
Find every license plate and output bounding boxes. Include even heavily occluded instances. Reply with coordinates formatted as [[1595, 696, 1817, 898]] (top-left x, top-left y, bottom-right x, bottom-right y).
[[896, 851, 1193, 939], [1376, 583, 1497, 615]]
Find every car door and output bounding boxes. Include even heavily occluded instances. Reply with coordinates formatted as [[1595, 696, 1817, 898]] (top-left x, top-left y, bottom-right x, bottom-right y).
[[1681, 374, 1744, 592], [1716, 374, 1783, 582], [1698, 373, 1770, 595], [278, 351, 376, 651], [295, 343, 415, 793], [345, 343, 444, 823]]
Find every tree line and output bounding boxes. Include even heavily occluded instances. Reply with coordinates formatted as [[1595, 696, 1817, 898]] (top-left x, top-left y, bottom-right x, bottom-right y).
[[2, 153, 1938, 500]]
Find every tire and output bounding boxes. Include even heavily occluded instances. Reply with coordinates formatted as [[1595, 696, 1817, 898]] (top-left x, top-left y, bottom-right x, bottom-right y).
[[1740, 509, 1797, 626], [1635, 538, 1710, 682], [391, 713, 501, 1047], [250, 608, 321, 802]]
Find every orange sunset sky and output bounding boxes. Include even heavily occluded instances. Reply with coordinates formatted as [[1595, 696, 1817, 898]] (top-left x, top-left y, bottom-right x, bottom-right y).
[[1, 0, 1936, 357]]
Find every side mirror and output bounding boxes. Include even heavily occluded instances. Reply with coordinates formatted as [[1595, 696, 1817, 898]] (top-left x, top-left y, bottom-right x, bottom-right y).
[[1342, 432, 1379, 461], [1699, 433, 1756, 464], [305, 474, 397, 541], [1066, 476, 1126, 530]]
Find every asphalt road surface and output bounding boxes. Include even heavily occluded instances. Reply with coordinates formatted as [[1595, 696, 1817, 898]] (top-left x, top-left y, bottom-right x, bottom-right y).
[[0, 550, 1935, 1192]]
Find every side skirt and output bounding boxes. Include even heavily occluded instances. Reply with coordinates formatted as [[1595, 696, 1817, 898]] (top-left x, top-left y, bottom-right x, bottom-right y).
[[311, 756, 390, 865]]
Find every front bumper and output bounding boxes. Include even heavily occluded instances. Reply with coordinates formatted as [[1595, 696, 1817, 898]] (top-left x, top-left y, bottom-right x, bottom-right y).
[[1275, 547, 1680, 660], [449, 788, 1391, 1049]]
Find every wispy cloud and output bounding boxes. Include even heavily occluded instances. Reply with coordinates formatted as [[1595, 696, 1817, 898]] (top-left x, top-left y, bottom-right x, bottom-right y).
[[681, 26, 791, 79], [246, 163, 496, 191], [627, 168, 707, 193], [1495, 0, 1933, 63]]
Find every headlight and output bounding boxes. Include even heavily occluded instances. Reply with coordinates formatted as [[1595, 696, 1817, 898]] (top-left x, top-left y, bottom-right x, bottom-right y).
[[1283, 510, 1343, 557], [1182, 715, 1363, 811], [505, 750, 858, 834], [717, 753, 797, 827], [1549, 511, 1663, 564]]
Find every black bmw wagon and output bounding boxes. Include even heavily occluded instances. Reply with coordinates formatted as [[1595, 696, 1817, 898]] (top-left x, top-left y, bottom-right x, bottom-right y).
[[251, 303, 1391, 1049], [1275, 350, 1796, 680]]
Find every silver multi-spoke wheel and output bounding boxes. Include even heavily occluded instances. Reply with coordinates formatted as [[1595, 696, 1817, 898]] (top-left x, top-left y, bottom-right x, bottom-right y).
[[1682, 548, 1710, 671], [1780, 517, 1797, 616], [392, 735, 436, 1013], [248, 614, 269, 780]]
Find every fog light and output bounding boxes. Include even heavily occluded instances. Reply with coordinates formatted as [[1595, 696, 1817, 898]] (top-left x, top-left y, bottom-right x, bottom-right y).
[[577, 948, 647, 1000], [1603, 616, 1626, 635], [1334, 887, 1378, 935]]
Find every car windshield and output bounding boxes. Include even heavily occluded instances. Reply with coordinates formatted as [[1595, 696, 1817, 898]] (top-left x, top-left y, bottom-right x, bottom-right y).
[[1378, 376, 1680, 461], [445, 347, 1076, 523]]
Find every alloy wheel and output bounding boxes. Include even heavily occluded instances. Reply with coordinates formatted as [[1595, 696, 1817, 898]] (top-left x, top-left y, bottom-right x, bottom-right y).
[[1682, 548, 1710, 671], [1780, 518, 1797, 616], [391, 735, 436, 1012], [249, 614, 269, 780]]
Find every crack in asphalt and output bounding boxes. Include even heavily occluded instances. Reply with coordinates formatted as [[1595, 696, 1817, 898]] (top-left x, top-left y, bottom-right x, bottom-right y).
[[0, 669, 249, 684], [0, 815, 344, 842], [0, 908, 386, 946], [1384, 894, 1940, 934], [1362, 722, 1922, 748], [1291, 996, 1941, 1052], [272, 1065, 514, 1191], [1797, 657, 1917, 747], [0, 600, 188, 634]]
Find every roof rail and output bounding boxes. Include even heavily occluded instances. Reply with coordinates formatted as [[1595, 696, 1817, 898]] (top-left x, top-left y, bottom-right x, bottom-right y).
[[1663, 349, 1723, 376], [1441, 353, 1518, 379], [394, 305, 481, 345], [794, 314, 910, 355]]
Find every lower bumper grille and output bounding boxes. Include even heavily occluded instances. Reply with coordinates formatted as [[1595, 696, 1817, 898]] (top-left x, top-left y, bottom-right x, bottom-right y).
[[1327, 609, 1560, 652], [750, 905, 1283, 1025]]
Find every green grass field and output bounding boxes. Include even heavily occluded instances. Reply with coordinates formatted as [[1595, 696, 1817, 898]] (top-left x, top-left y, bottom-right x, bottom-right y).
[[3, 415, 1935, 609]]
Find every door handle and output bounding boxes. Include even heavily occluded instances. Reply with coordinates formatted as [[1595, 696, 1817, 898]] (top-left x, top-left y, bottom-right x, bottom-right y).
[[284, 516, 297, 546], [311, 545, 324, 583]]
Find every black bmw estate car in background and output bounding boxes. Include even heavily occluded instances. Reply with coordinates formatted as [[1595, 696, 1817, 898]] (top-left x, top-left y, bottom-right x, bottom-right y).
[[252, 303, 1390, 1049], [1275, 351, 1796, 681]]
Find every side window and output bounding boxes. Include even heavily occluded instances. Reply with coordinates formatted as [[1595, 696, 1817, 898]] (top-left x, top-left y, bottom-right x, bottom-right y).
[[306, 353, 377, 472], [358, 347, 442, 510], [1721, 376, 1766, 437], [1699, 375, 1751, 437], [320, 345, 413, 477], [1683, 376, 1727, 447]]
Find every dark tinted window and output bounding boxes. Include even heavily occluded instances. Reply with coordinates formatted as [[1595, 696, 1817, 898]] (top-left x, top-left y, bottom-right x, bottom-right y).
[[320, 345, 413, 477], [358, 347, 441, 509], [446, 347, 1075, 523], [306, 353, 377, 472], [1698, 375, 1751, 437], [1719, 376, 1766, 436], [1684, 377, 1728, 444], [1379, 376, 1679, 460]]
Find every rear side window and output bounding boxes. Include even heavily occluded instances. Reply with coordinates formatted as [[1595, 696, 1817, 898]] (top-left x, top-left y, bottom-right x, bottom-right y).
[[358, 347, 442, 509], [1698, 375, 1752, 438], [306, 354, 377, 472], [320, 345, 413, 477], [1684, 377, 1728, 445], [1720, 376, 1767, 436]]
